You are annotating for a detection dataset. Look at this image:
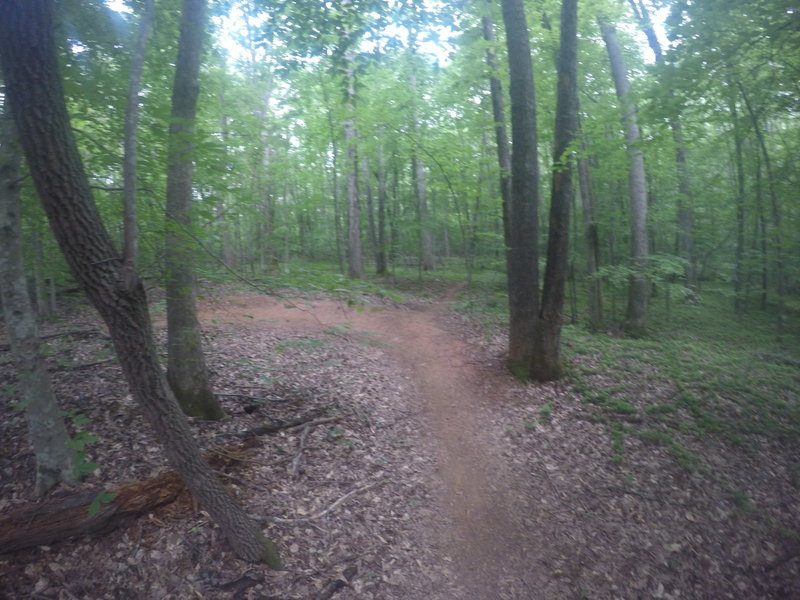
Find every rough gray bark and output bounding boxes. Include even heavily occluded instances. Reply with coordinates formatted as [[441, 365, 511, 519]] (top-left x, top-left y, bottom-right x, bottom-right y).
[[164, 0, 224, 420], [0, 0, 280, 566], [121, 0, 154, 289], [531, 0, 578, 381], [501, 0, 540, 378], [599, 20, 649, 336], [0, 103, 76, 497]]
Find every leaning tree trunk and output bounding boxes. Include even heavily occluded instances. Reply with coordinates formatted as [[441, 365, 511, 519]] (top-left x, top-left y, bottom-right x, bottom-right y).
[[0, 0, 280, 567], [501, 0, 541, 379], [164, 0, 224, 420], [599, 20, 649, 336], [0, 99, 76, 497], [530, 0, 578, 382]]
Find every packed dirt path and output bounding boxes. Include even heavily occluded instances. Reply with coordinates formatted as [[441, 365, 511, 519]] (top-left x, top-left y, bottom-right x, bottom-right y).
[[201, 286, 540, 598]]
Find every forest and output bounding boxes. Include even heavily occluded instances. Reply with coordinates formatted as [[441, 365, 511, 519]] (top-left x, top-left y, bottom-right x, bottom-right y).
[[0, 0, 798, 598]]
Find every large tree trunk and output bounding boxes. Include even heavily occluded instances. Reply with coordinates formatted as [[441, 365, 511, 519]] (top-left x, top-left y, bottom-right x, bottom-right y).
[[599, 20, 649, 336], [530, 0, 578, 382], [121, 0, 154, 289], [164, 0, 224, 420], [343, 51, 364, 279], [0, 101, 76, 497], [501, 0, 541, 379], [0, 0, 280, 567], [481, 7, 512, 252], [627, 0, 696, 290]]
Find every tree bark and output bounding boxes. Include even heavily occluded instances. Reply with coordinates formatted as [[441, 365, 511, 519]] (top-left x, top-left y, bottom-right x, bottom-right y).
[[0, 0, 280, 567], [164, 0, 224, 420], [530, 0, 578, 381], [501, 0, 540, 378], [599, 20, 649, 336], [728, 92, 747, 313], [0, 100, 76, 497], [121, 0, 154, 290]]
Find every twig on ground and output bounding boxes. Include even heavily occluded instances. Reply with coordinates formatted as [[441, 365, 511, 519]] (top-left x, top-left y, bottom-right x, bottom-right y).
[[250, 480, 382, 524], [290, 425, 312, 478]]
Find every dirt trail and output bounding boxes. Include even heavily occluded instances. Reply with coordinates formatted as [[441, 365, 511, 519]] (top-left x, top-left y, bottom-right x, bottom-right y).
[[201, 287, 536, 598]]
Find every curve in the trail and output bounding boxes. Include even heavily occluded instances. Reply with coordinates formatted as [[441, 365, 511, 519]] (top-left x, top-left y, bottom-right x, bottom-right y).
[[201, 290, 536, 599]]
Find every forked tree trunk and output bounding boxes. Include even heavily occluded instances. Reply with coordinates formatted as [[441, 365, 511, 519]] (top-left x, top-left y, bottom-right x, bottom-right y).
[[0, 0, 280, 567], [164, 0, 224, 420], [501, 0, 540, 379], [530, 0, 578, 381], [599, 20, 649, 336], [0, 102, 76, 497]]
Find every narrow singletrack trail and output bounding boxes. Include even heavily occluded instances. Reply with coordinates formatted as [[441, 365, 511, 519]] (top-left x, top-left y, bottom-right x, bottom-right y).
[[201, 286, 541, 598]]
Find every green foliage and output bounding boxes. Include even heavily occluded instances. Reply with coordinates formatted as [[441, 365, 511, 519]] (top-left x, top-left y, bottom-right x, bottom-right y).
[[65, 410, 100, 478], [88, 490, 119, 516]]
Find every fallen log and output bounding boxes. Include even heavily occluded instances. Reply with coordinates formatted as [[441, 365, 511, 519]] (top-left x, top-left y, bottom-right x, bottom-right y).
[[0, 440, 258, 555]]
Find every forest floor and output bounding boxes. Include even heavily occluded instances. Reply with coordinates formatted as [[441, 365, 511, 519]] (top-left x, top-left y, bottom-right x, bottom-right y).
[[1, 278, 799, 599]]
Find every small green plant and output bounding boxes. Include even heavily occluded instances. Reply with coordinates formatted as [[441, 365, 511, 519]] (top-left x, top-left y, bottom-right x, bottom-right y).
[[88, 490, 118, 515], [65, 410, 100, 477], [539, 403, 552, 422]]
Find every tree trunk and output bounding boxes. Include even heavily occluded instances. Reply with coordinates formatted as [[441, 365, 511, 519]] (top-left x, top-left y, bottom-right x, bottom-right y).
[[0, 101, 76, 497], [344, 51, 363, 279], [408, 58, 434, 272], [501, 0, 540, 379], [164, 0, 224, 420], [599, 20, 649, 336], [481, 7, 512, 252], [530, 0, 578, 382], [577, 149, 603, 331], [361, 157, 379, 271], [375, 142, 388, 275], [728, 93, 747, 313], [627, 0, 696, 289], [121, 0, 154, 289], [0, 0, 280, 567]]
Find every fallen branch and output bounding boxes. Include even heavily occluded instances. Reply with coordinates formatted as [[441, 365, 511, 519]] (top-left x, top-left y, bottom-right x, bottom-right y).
[[231, 408, 333, 439], [0, 329, 101, 351], [0, 440, 258, 554], [251, 480, 382, 524]]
